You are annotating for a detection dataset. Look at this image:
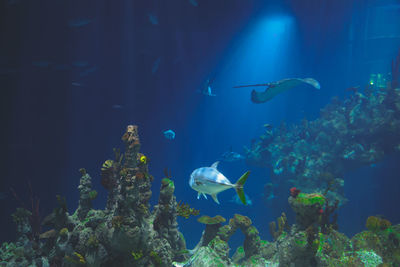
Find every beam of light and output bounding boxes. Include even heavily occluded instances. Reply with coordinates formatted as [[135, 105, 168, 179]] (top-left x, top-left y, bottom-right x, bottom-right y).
[[199, 14, 298, 150], [229, 15, 295, 82], [213, 14, 297, 94]]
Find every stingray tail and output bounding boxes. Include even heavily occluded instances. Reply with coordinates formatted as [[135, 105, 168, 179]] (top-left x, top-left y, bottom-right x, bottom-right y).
[[234, 171, 250, 205], [233, 83, 270, 88]]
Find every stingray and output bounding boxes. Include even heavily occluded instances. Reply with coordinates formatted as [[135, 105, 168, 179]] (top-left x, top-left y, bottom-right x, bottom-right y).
[[234, 78, 320, 103]]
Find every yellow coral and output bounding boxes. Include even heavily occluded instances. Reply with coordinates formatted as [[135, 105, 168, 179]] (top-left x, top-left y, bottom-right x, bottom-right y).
[[59, 228, 68, 237], [131, 250, 143, 260], [177, 201, 200, 219], [74, 252, 86, 264], [65, 252, 86, 265], [101, 160, 114, 171], [140, 155, 147, 164]]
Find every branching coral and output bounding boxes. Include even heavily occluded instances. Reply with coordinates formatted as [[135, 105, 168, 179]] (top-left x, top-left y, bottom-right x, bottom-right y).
[[269, 212, 289, 240], [176, 201, 200, 219]]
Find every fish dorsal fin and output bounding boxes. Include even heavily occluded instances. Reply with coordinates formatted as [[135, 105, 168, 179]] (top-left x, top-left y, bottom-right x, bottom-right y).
[[211, 194, 220, 204], [211, 161, 219, 169]]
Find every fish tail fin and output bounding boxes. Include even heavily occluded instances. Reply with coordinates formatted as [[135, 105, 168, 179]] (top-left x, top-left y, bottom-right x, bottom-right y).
[[234, 171, 250, 205]]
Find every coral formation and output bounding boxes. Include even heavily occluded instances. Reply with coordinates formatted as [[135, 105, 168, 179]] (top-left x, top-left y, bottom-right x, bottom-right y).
[[174, 199, 400, 267], [2, 125, 399, 267], [269, 212, 289, 240], [176, 201, 200, 219], [245, 85, 400, 204], [289, 193, 326, 230], [0, 125, 186, 266], [365, 216, 392, 232], [184, 213, 264, 266]]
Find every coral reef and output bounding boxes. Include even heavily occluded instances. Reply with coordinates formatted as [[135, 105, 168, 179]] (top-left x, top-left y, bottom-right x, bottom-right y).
[[289, 193, 325, 230], [2, 125, 399, 267], [180, 213, 266, 266], [365, 216, 392, 233], [0, 125, 186, 266], [173, 193, 400, 267], [245, 85, 400, 204]]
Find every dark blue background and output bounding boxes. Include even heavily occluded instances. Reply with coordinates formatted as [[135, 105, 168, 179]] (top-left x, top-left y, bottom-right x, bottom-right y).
[[1, 0, 399, 251]]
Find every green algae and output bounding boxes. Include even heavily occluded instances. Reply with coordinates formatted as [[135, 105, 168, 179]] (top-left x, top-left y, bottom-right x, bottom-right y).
[[161, 178, 174, 188], [296, 193, 326, 206], [87, 235, 99, 249], [131, 250, 143, 260], [88, 190, 98, 200], [59, 228, 68, 237], [150, 251, 162, 266], [198, 215, 226, 225]]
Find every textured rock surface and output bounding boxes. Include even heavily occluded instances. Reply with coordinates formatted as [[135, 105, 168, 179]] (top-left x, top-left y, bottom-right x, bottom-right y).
[[246, 86, 400, 204], [0, 125, 186, 267], [2, 125, 400, 267]]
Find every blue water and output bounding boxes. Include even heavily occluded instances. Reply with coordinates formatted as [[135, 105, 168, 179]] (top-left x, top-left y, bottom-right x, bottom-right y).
[[1, 0, 400, 252]]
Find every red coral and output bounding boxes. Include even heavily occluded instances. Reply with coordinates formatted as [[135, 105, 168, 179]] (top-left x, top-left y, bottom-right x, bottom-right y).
[[290, 187, 301, 198]]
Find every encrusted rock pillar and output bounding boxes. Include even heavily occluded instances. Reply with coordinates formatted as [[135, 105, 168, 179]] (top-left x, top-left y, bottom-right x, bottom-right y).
[[76, 168, 96, 220]]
